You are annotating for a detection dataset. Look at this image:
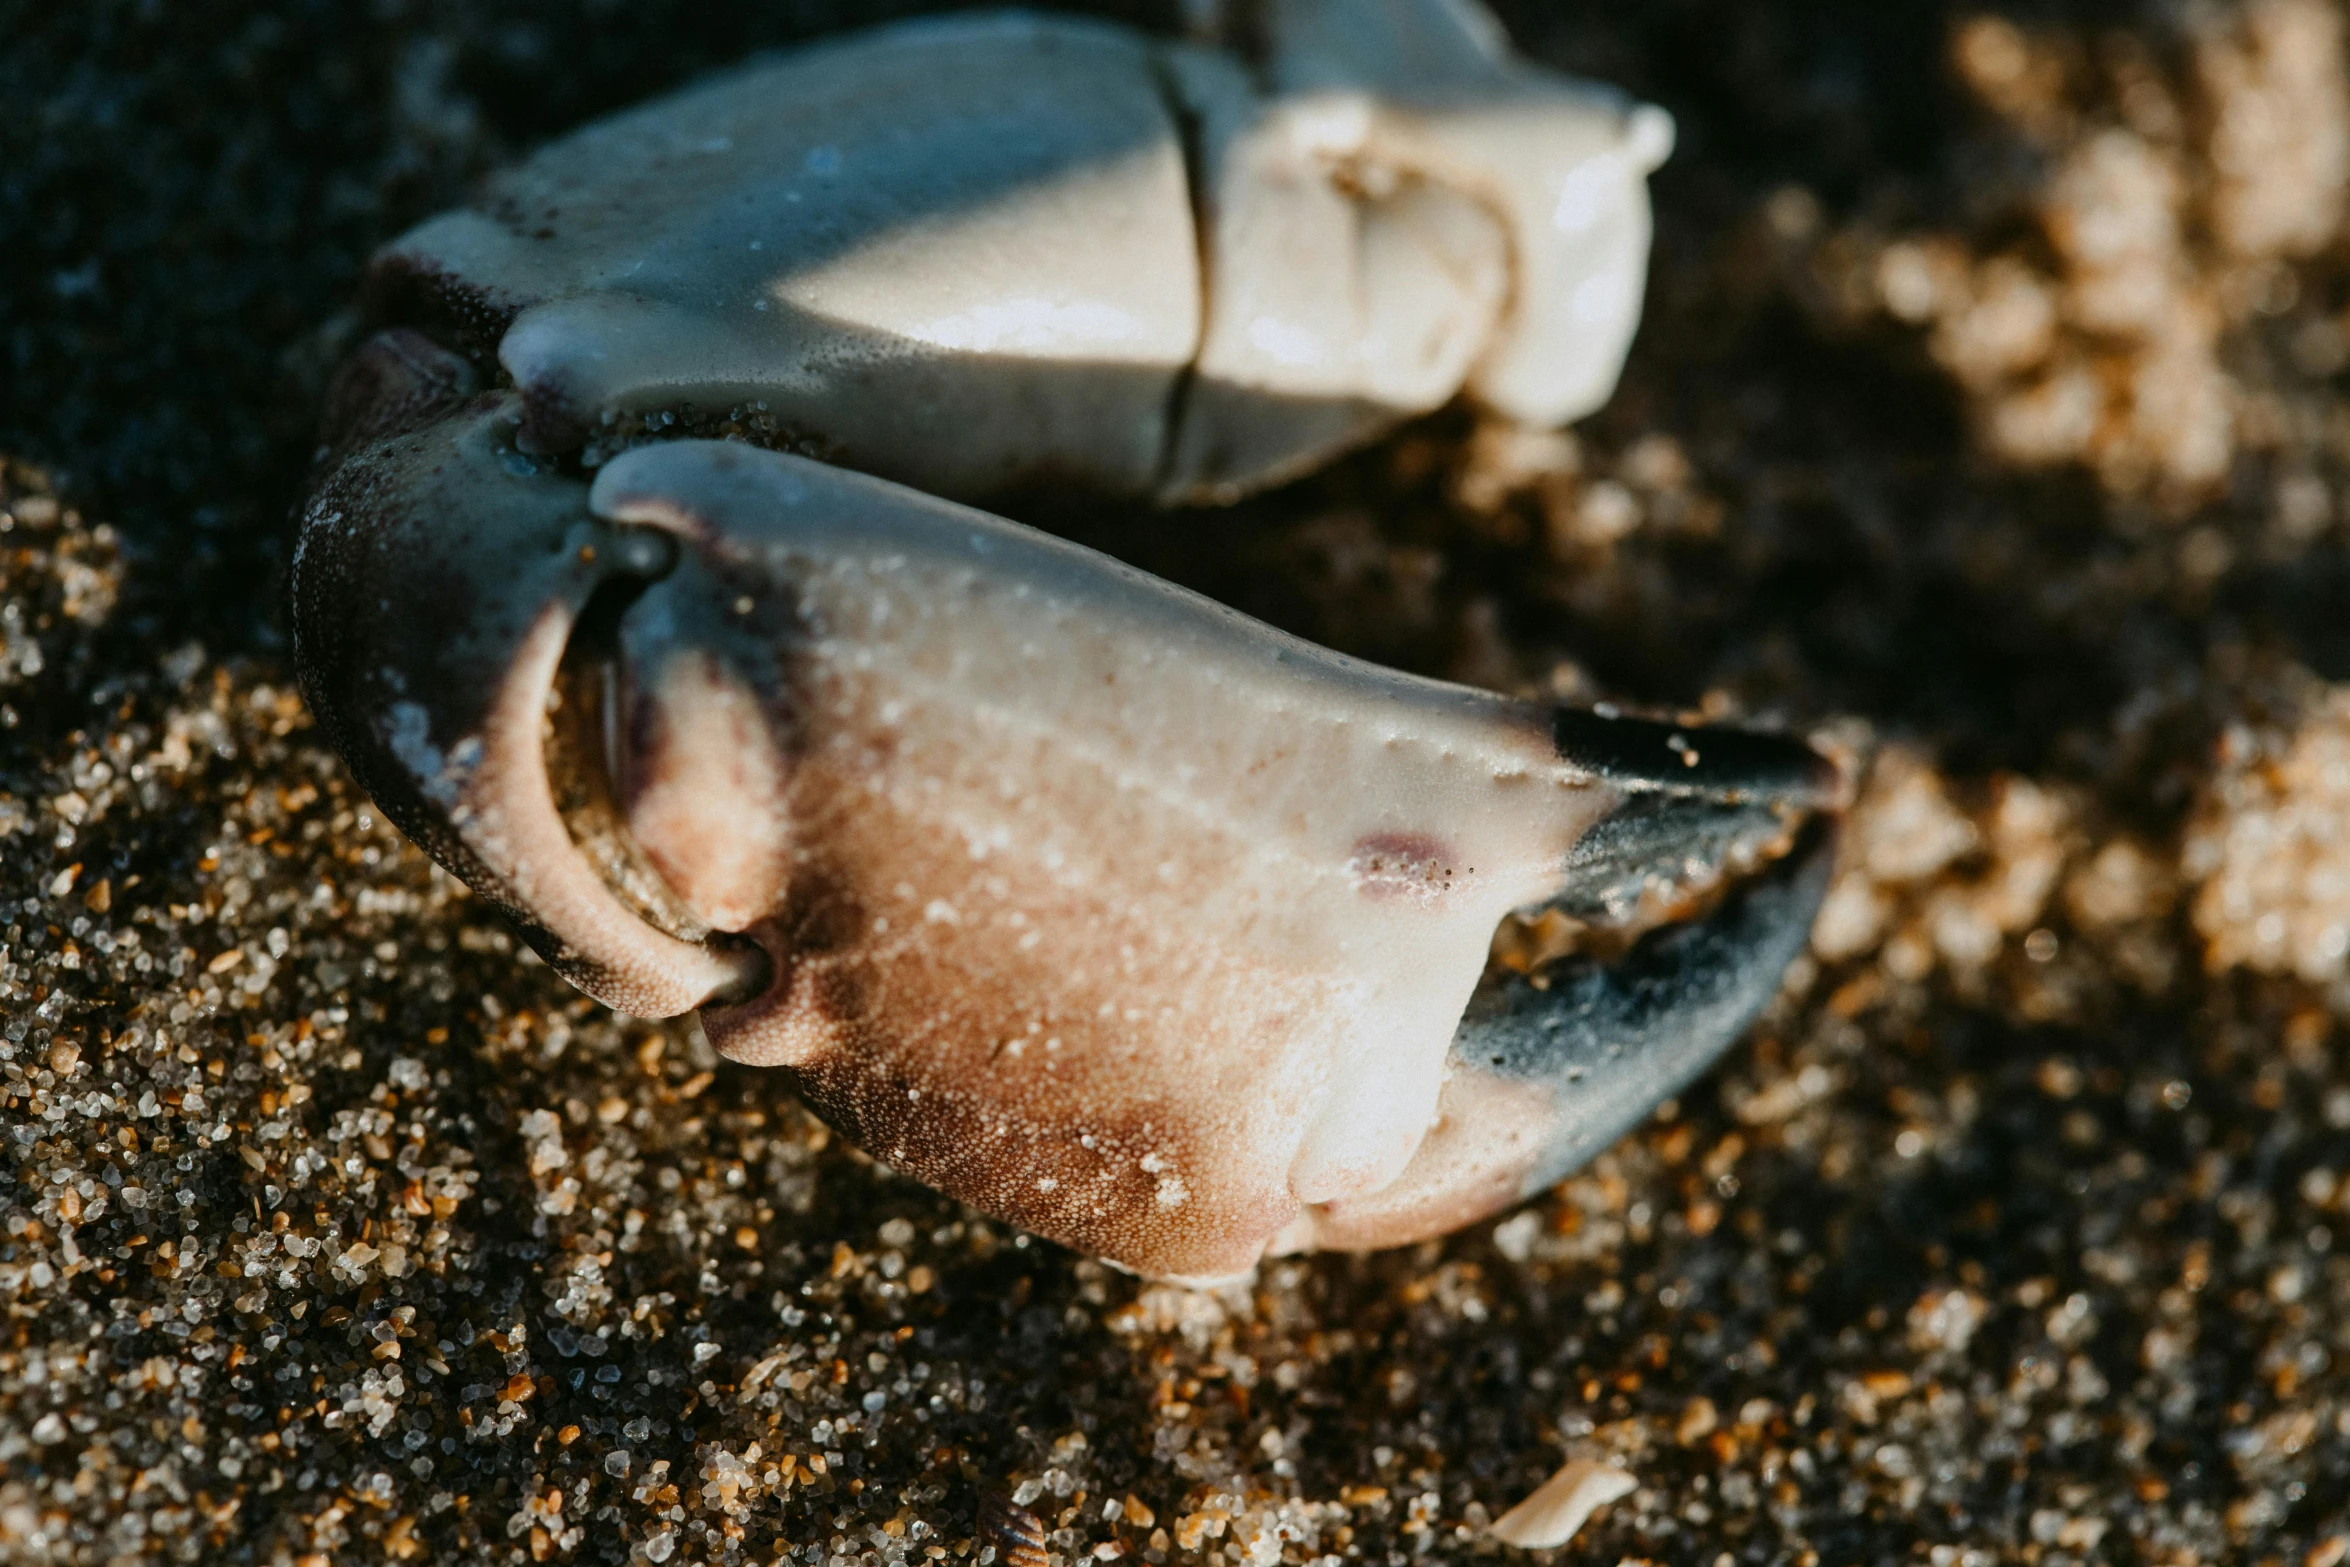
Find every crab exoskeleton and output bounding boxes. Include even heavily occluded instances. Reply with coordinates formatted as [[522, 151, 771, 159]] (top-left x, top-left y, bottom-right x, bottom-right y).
[[294, 0, 1842, 1282]]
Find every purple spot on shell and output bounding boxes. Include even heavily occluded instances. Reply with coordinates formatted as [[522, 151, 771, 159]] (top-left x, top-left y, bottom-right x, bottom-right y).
[[1348, 832, 1461, 905]]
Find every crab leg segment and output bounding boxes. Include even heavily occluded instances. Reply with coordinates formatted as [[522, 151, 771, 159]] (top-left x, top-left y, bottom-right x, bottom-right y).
[[364, 4, 1669, 509]]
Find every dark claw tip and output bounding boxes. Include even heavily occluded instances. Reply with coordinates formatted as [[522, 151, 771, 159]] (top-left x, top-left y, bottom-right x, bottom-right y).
[[1551, 706, 1842, 807], [1466, 816, 1837, 1195]]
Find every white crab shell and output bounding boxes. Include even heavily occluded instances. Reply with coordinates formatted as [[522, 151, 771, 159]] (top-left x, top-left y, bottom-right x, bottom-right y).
[[367, 1, 1670, 503], [294, 0, 1836, 1282]]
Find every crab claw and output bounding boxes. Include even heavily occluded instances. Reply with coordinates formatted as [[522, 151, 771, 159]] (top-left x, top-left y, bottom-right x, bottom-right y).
[[300, 419, 1839, 1281], [1284, 818, 1834, 1253]]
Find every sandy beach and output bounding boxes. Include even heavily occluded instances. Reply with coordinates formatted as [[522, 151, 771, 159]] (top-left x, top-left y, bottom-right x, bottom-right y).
[[3, 2, 2348, 1561]]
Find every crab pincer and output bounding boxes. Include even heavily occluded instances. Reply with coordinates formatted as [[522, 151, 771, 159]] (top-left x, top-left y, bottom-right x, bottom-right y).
[[294, 0, 1842, 1280]]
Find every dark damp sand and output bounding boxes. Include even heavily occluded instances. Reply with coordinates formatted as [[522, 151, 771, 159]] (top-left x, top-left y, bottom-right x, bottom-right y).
[[4, 3, 2349, 1562]]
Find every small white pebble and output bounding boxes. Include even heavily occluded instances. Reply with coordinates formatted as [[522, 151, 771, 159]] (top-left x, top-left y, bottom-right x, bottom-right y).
[[1489, 1459, 1636, 1549]]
